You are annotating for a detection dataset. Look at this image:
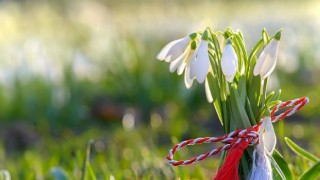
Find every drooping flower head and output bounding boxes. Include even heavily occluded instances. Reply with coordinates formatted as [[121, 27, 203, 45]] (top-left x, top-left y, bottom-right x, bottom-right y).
[[253, 31, 281, 79], [189, 30, 211, 84], [156, 33, 198, 88], [157, 30, 211, 89], [221, 39, 238, 82], [157, 35, 192, 62]]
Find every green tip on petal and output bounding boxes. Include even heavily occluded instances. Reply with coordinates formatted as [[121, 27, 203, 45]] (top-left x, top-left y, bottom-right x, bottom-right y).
[[226, 38, 232, 45], [189, 33, 197, 40], [190, 41, 197, 50], [274, 29, 282, 41], [201, 29, 209, 41]]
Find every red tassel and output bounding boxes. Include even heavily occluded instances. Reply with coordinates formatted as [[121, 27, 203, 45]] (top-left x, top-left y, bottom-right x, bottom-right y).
[[214, 140, 249, 180]]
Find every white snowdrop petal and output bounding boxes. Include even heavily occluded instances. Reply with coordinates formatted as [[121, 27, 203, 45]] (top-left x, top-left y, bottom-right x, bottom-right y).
[[177, 48, 193, 75], [205, 79, 213, 103], [184, 65, 193, 89], [221, 44, 238, 82], [225, 74, 234, 82], [169, 51, 187, 73], [254, 40, 280, 78], [156, 39, 182, 61], [189, 53, 197, 79], [177, 62, 186, 75], [259, 54, 277, 79], [195, 41, 210, 83], [165, 36, 190, 62], [253, 51, 266, 76]]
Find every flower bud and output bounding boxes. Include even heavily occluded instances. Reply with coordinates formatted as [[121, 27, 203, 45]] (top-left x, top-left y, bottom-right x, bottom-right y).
[[221, 39, 238, 82], [190, 39, 210, 84], [253, 39, 280, 79]]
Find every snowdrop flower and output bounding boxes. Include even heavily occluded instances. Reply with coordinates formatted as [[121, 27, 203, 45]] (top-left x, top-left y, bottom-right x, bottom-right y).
[[221, 39, 238, 82], [253, 32, 281, 79], [157, 31, 211, 89], [157, 33, 198, 88], [189, 30, 210, 84], [157, 33, 196, 62]]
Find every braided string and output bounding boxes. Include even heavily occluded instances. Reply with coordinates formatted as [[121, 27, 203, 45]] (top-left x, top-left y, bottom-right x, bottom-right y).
[[167, 97, 309, 166]]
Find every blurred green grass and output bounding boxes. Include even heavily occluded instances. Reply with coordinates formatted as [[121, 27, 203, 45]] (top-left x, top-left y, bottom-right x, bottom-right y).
[[0, 0, 319, 179]]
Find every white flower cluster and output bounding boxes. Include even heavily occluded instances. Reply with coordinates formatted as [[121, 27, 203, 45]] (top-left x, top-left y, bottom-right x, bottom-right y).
[[157, 32, 210, 89], [157, 28, 280, 102]]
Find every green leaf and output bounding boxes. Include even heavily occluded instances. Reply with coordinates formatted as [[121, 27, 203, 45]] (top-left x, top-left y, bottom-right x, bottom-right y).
[[271, 150, 293, 180], [245, 97, 256, 125], [270, 156, 286, 180], [230, 85, 251, 128], [285, 137, 319, 163], [87, 163, 97, 180], [267, 100, 281, 109], [237, 75, 247, 106], [232, 37, 245, 74], [207, 72, 223, 125], [233, 34, 248, 74], [269, 89, 282, 102], [265, 91, 275, 103], [248, 75, 261, 123], [300, 161, 320, 180], [209, 31, 222, 58], [81, 140, 94, 180], [248, 39, 264, 69], [262, 28, 269, 43]]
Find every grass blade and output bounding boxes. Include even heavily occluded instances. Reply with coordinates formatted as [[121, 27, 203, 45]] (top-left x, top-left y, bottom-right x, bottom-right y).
[[285, 137, 319, 163], [300, 161, 320, 180], [81, 139, 94, 180], [271, 150, 293, 180]]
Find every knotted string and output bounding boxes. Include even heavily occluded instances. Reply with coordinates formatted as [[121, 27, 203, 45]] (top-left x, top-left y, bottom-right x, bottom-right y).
[[166, 97, 309, 178]]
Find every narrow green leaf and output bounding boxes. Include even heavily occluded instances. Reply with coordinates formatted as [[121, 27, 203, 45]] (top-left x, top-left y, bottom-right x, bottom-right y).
[[209, 31, 222, 59], [269, 89, 282, 102], [239, 156, 250, 178], [232, 38, 244, 74], [300, 161, 320, 180], [248, 75, 261, 123], [81, 140, 94, 180], [222, 101, 234, 133], [230, 85, 251, 128], [270, 156, 286, 180], [262, 28, 269, 43], [237, 75, 247, 106], [259, 77, 269, 108], [248, 39, 264, 68], [87, 163, 97, 180], [234, 33, 248, 73], [265, 91, 275, 103], [271, 150, 293, 180], [285, 137, 319, 163], [207, 73, 223, 125], [267, 100, 281, 109], [245, 97, 256, 125]]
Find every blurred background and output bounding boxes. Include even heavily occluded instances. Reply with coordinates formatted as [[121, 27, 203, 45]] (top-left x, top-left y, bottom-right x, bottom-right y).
[[0, 0, 319, 179]]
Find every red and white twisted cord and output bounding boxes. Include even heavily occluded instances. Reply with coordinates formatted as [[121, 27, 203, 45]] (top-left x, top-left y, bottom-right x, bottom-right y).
[[167, 97, 309, 166]]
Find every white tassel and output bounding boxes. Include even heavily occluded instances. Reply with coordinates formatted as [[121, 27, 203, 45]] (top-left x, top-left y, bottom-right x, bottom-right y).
[[249, 117, 276, 180], [249, 148, 272, 180]]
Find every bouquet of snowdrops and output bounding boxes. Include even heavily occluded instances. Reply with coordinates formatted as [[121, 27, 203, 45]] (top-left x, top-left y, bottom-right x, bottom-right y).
[[156, 27, 313, 179]]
